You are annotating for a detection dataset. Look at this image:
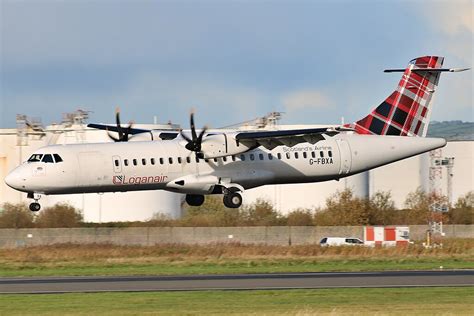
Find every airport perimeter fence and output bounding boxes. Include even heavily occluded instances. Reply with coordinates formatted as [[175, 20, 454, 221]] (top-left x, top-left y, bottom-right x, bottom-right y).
[[0, 225, 472, 248]]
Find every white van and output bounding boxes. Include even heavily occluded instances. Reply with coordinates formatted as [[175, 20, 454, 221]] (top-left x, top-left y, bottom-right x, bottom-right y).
[[319, 237, 364, 247]]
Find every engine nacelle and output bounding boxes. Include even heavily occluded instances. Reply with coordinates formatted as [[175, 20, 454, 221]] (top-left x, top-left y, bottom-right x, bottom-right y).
[[200, 133, 252, 158]]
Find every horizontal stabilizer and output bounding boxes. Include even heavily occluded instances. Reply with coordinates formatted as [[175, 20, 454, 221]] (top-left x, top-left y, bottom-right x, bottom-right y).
[[384, 68, 470, 73]]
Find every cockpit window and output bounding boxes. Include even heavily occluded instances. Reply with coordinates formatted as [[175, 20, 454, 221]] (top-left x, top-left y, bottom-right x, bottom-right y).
[[53, 154, 63, 163], [41, 154, 54, 163], [28, 154, 43, 162]]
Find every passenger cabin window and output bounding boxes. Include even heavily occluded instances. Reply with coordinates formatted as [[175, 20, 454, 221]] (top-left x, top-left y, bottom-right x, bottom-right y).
[[286, 153, 290, 159], [42, 154, 54, 163], [311, 151, 316, 158], [294, 152, 299, 159], [53, 154, 63, 163], [268, 153, 273, 160], [231, 155, 236, 161], [213, 158, 218, 163], [169, 157, 173, 164], [124, 159, 129, 166], [277, 153, 282, 160], [259, 153, 264, 160], [303, 152, 307, 159], [133, 159, 137, 166], [142, 158, 146, 166], [151, 158, 155, 165], [28, 154, 43, 162], [159, 158, 164, 165], [114, 159, 120, 167], [223, 156, 227, 162], [178, 157, 182, 164], [250, 154, 255, 161], [328, 150, 333, 158], [186, 157, 191, 163], [320, 151, 324, 158], [240, 154, 246, 161]]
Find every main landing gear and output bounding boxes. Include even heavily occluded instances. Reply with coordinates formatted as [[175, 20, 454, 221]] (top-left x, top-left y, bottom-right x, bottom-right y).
[[27, 192, 42, 212], [223, 192, 242, 209], [186, 194, 205, 207], [185, 190, 243, 209]]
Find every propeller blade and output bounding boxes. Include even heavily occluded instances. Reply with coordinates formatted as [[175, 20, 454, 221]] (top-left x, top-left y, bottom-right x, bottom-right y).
[[107, 131, 120, 142], [123, 121, 134, 142], [190, 111, 197, 142], [197, 126, 208, 144], [180, 130, 192, 143], [115, 107, 124, 140]]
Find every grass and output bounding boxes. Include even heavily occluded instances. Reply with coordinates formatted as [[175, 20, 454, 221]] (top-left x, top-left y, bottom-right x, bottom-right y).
[[0, 239, 473, 277], [1, 287, 473, 315]]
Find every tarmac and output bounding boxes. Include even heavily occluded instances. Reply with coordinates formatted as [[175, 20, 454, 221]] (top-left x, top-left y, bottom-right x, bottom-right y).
[[1, 270, 473, 294]]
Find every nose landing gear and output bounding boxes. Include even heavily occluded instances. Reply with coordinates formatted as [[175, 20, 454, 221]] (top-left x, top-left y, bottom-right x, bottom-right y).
[[27, 192, 42, 212], [29, 202, 41, 212]]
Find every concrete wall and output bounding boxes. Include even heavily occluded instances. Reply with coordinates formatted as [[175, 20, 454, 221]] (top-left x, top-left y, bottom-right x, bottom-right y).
[[0, 225, 472, 248]]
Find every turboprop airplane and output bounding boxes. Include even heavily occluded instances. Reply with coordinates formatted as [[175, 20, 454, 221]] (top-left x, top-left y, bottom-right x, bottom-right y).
[[4, 56, 469, 212]]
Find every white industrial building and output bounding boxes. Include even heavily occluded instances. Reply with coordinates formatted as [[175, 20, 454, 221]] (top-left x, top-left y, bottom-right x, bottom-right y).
[[1, 111, 472, 221], [0, 111, 183, 222]]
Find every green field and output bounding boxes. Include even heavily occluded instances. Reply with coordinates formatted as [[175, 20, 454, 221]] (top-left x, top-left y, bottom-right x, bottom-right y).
[[1, 287, 472, 315], [1, 257, 473, 277]]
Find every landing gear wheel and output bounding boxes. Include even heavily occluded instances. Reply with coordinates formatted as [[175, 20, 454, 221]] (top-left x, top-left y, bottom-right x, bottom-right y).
[[186, 194, 205, 206], [223, 192, 242, 208], [29, 202, 41, 212]]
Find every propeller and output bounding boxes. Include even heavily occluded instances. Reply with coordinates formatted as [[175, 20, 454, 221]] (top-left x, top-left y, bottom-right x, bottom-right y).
[[180, 110, 207, 158], [107, 107, 134, 142]]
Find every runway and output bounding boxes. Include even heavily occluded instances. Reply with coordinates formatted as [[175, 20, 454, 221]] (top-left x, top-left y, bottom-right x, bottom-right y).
[[1, 270, 473, 294]]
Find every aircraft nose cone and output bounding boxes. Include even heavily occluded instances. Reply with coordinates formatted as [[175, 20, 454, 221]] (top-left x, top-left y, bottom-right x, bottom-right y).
[[4, 169, 24, 190]]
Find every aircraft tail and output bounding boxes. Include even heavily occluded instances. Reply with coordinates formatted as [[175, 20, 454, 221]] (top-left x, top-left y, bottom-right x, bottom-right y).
[[347, 56, 446, 137]]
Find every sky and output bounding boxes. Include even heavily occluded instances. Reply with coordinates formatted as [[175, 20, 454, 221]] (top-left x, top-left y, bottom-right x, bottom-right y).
[[1, 0, 472, 129]]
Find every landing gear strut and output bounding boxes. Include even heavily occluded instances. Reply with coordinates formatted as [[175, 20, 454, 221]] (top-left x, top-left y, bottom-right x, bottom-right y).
[[223, 192, 242, 208], [186, 194, 205, 206], [27, 192, 42, 212]]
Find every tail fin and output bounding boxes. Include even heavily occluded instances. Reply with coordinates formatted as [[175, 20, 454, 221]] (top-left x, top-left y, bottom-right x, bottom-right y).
[[348, 56, 445, 137]]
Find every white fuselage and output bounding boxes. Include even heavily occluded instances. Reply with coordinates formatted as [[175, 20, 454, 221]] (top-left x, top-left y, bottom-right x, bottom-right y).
[[5, 133, 446, 196]]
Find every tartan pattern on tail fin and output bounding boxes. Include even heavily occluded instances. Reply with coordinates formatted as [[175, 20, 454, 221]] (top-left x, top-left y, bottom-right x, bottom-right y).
[[346, 56, 444, 137]]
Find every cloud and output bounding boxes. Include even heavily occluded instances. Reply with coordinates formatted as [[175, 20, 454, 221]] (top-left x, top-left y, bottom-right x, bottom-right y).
[[428, 0, 473, 35], [1, 70, 270, 128], [420, 0, 473, 64], [282, 90, 334, 112]]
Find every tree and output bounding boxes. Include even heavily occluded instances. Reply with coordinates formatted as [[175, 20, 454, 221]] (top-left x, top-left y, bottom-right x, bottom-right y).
[[181, 196, 241, 226], [287, 209, 313, 226], [401, 188, 448, 225], [241, 199, 283, 226], [0, 203, 34, 228], [368, 191, 396, 225], [314, 189, 370, 226], [448, 191, 474, 224], [35, 203, 83, 228]]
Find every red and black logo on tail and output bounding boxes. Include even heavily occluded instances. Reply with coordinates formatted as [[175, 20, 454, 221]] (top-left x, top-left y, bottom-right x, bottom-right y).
[[346, 56, 444, 137]]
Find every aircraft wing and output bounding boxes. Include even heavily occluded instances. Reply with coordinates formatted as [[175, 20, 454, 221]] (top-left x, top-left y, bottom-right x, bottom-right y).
[[87, 123, 152, 135], [235, 127, 351, 150]]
